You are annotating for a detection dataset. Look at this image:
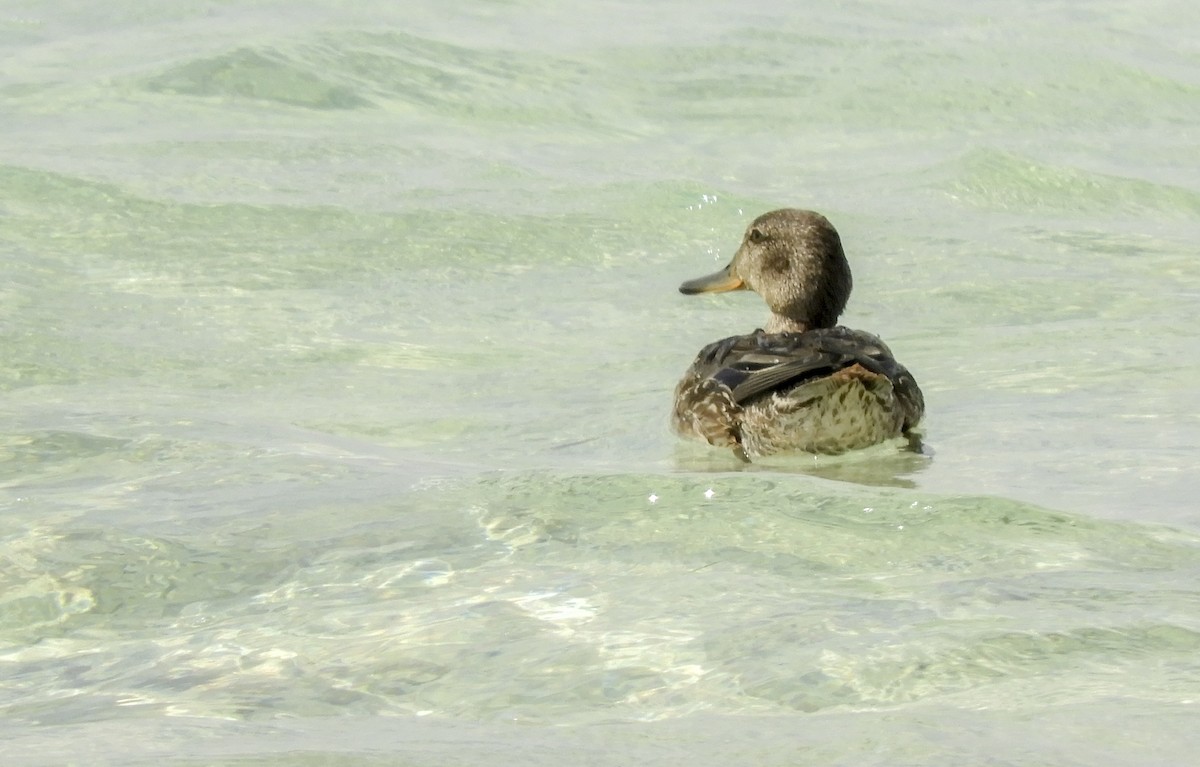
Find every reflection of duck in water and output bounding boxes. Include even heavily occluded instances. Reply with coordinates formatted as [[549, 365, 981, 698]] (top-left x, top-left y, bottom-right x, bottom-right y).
[[672, 209, 924, 461]]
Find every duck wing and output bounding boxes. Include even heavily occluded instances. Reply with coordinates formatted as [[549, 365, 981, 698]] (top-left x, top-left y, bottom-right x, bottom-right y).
[[695, 327, 924, 428]]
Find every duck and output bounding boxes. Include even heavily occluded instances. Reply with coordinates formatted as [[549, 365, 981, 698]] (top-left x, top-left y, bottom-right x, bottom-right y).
[[672, 208, 924, 461]]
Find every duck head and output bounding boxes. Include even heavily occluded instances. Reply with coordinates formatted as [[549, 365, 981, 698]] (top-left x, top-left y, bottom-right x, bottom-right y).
[[680, 208, 852, 334]]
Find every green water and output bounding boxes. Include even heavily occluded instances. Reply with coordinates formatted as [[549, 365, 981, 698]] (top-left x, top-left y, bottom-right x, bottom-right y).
[[3, 1, 1200, 765]]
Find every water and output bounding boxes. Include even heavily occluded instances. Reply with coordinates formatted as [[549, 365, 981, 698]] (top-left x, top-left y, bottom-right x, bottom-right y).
[[3, 1, 1200, 764]]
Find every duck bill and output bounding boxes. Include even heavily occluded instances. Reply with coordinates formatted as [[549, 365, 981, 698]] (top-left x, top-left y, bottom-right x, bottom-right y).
[[679, 264, 745, 295]]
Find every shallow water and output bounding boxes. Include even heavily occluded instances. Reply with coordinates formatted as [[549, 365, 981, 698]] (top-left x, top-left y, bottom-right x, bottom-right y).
[[3, 1, 1200, 764]]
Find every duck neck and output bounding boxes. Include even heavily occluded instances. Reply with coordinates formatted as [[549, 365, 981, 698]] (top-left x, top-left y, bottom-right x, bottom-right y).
[[764, 315, 810, 334]]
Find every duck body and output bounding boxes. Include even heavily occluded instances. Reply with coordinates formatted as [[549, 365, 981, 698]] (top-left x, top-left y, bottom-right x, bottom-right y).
[[672, 209, 924, 460], [673, 326, 923, 458]]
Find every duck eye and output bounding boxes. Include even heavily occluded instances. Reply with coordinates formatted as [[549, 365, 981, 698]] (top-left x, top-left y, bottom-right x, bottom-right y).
[[748, 227, 766, 243]]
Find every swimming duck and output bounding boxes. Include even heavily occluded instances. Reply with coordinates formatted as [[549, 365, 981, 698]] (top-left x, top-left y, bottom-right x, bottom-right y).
[[672, 208, 924, 461]]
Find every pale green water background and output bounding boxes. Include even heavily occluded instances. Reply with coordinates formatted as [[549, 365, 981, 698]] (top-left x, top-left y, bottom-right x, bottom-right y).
[[3, 1, 1200, 765]]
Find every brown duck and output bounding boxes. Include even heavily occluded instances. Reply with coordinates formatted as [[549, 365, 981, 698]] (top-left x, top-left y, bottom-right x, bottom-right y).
[[672, 208, 924, 460]]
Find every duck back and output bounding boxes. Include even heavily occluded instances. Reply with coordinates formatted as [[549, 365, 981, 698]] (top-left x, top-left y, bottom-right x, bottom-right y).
[[672, 326, 923, 457]]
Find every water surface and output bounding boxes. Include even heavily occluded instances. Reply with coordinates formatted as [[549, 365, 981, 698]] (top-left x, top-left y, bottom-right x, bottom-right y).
[[3, 1, 1200, 764]]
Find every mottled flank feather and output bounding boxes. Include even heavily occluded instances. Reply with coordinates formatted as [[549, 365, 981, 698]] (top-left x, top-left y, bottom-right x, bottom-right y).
[[672, 209, 924, 459]]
